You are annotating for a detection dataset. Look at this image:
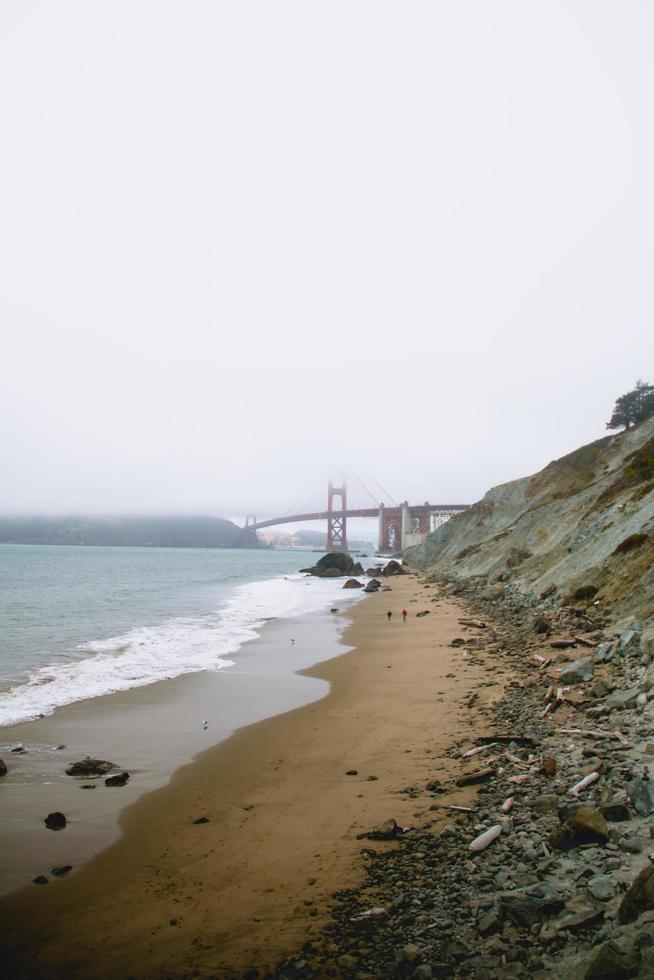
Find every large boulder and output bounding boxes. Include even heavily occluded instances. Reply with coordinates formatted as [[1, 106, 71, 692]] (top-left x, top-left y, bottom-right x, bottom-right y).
[[383, 560, 404, 576], [300, 552, 356, 578], [343, 579, 363, 589]]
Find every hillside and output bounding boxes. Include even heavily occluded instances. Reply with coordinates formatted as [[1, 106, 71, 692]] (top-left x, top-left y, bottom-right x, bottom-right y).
[[0, 515, 245, 548], [409, 416, 654, 626]]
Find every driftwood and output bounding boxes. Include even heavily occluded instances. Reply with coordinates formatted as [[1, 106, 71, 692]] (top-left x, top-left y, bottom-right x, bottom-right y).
[[574, 635, 596, 648], [462, 743, 497, 758], [507, 774, 530, 784], [442, 804, 475, 813], [551, 638, 576, 649], [476, 735, 536, 746], [455, 767, 496, 787], [350, 907, 389, 922], [541, 702, 554, 718], [469, 824, 502, 853], [569, 771, 600, 796], [500, 797, 514, 813], [458, 618, 487, 629], [504, 752, 530, 769], [559, 727, 630, 745]]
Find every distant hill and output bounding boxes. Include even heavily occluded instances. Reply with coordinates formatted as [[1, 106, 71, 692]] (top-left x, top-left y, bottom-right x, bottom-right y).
[[0, 515, 245, 548]]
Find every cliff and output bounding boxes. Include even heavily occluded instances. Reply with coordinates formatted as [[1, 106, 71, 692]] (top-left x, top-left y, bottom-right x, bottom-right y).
[[409, 416, 654, 624]]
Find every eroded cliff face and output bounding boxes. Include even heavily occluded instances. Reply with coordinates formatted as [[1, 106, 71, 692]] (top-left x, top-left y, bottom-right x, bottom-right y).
[[409, 417, 654, 624]]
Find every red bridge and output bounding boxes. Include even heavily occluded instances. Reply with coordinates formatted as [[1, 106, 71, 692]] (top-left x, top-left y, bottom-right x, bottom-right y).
[[243, 482, 469, 553]]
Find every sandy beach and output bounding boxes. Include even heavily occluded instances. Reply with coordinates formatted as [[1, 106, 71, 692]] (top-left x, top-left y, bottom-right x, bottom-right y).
[[3, 574, 506, 978]]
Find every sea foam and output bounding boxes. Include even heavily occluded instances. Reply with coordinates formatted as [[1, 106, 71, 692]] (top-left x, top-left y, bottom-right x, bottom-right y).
[[0, 573, 363, 727]]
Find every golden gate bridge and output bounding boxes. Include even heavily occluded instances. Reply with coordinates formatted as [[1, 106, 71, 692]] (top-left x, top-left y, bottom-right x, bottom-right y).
[[241, 479, 469, 553]]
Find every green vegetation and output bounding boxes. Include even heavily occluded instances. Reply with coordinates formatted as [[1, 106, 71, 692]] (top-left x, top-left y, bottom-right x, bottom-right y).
[[607, 380, 654, 430]]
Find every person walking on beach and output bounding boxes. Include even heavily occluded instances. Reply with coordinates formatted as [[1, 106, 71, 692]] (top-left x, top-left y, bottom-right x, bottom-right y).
[[401, 609, 407, 622], [387, 610, 392, 622]]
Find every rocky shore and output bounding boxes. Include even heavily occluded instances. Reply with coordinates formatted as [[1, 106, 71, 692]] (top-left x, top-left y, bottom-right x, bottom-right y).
[[267, 575, 654, 980]]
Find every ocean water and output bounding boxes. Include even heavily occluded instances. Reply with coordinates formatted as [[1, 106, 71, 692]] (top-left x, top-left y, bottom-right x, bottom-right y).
[[0, 544, 366, 727]]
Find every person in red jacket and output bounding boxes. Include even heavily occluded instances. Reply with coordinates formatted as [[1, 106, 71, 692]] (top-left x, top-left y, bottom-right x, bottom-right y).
[[401, 609, 407, 622]]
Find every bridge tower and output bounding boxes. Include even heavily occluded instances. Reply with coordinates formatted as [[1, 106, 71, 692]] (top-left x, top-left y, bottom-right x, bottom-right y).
[[326, 481, 348, 552], [244, 514, 258, 548]]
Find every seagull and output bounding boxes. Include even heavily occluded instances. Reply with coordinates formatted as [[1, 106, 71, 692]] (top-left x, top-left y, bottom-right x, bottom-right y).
[[202, 720, 208, 730], [291, 638, 295, 645]]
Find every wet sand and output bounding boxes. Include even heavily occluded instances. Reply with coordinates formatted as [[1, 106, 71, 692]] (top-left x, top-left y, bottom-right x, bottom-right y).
[[2, 575, 505, 978]]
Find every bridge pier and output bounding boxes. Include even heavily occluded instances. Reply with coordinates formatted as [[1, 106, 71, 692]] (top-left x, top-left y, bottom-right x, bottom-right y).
[[244, 514, 258, 548], [326, 482, 348, 551]]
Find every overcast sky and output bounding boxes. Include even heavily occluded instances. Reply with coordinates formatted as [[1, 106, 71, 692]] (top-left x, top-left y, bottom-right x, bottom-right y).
[[1, 1, 653, 529]]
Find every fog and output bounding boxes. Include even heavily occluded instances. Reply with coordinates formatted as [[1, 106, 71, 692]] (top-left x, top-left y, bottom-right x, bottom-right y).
[[1, 1, 653, 527]]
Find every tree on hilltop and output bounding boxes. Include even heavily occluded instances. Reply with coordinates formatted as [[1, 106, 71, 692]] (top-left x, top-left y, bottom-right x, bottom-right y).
[[607, 379, 654, 430]]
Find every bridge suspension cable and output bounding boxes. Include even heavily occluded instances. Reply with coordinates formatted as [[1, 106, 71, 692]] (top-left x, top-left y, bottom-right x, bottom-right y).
[[353, 472, 381, 507], [368, 473, 398, 507]]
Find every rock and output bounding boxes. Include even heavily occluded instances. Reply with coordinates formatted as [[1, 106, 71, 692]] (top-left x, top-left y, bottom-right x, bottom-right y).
[[618, 864, 654, 924], [533, 616, 552, 635], [361, 818, 401, 840], [345, 769, 358, 776], [587, 876, 615, 902], [104, 772, 130, 787], [32, 875, 49, 885], [600, 800, 631, 822], [0, 759, 7, 776], [384, 560, 404, 576], [80, 784, 96, 790], [620, 628, 642, 656], [44, 811, 66, 830], [559, 656, 595, 685], [336, 953, 358, 971], [627, 778, 654, 816], [571, 585, 599, 601], [51, 865, 72, 877], [478, 910, 501, 934], [583, 937, 640, 979], [533, 794, 559, 815], [541, 757, 557, 778], [620, 837, 642, 854], [342, 578, 363, 589], [481, 584, 505, 601], [301, 552, 356, 578], [416, 610, 430, 618], [605, 689, 640, 711], [193, 816, 209, 824], [351, 562, 365, 576], [500, 891, 564, 927], [551, 808, 609, 849], [66, 759, 115, 778]]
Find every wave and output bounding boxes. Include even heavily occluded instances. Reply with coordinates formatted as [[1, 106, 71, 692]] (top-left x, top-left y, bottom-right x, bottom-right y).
[[0, 573, 362, 727]]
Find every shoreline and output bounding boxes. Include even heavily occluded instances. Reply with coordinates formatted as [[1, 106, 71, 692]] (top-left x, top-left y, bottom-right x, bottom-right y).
[[2, 574, 507, 977], [0, 601, 360, 898]]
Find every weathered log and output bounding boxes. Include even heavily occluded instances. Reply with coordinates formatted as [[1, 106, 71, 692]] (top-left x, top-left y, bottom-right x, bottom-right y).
[[569, 771, 600, 796], [507, 774, 530, 784], [462, 743, 497, 758], [476, 735, 536, 746], [504, 752, 530, 769], [551, 638, 576, 649], [442, 804, 475, 813], [500, 797, 514, 814], [559, 727, 629, 744], [455, 767, 496, 787], [469, 824, 502, 852], [458, 618, 487, 629]]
